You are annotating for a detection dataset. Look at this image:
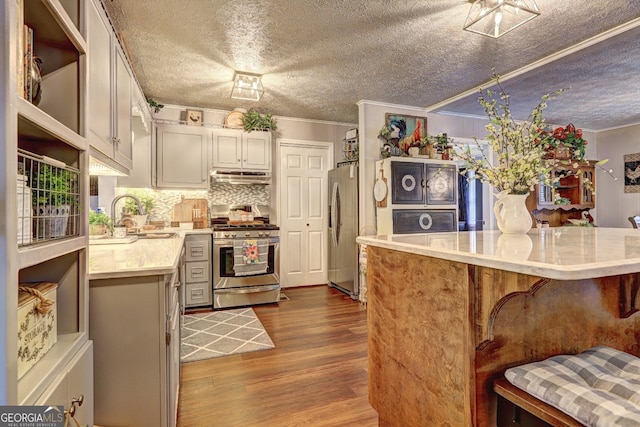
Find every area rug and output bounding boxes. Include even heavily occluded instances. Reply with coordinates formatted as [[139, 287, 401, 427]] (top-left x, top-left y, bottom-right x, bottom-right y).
[[181, 308, 275, 363]]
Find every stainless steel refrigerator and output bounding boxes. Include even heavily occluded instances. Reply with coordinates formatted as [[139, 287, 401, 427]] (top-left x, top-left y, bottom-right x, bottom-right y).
[[328, 164, 359, 299]]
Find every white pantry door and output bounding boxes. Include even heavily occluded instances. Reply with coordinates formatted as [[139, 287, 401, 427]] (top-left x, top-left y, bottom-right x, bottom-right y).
[[279, 142, 332, 288]]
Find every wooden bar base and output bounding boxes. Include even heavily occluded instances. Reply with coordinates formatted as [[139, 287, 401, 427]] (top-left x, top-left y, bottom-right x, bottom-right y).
[[366, 246, 640, 426]]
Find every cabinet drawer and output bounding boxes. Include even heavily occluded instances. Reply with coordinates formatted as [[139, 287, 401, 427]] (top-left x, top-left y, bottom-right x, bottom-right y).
[[186, 282, 212, 307], [185, 236, 211, 261], [392, 209, 457, 234], [186, 261, 209, 283]]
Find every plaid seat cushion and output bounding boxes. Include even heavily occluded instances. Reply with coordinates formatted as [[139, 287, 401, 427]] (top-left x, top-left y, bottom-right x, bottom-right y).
[[505, 346, 640, 427]]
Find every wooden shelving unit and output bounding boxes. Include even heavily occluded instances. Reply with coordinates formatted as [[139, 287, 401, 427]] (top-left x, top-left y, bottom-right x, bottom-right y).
[[526, 161, 596, 227]]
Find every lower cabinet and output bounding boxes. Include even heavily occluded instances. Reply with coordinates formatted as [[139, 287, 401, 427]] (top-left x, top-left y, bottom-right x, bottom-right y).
[[185, 234, 212, 307], [36, 341, 94, 426], [89, 271, 180, 427]]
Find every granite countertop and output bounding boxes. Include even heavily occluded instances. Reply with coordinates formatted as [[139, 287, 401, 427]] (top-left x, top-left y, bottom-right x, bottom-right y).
[[88, 227, 212, 280], [356, 227, 640, 280]]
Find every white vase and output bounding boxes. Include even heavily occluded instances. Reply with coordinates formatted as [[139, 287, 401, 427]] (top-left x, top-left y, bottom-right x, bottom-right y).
[[493, 191, 532, 234]]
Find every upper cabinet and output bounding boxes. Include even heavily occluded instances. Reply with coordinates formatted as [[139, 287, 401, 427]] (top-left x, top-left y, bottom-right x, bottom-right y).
[[87, 0, 132, 172], [156, 124, 210, 189], [388, 159, 457, 206], [211, 129, 271, 172]]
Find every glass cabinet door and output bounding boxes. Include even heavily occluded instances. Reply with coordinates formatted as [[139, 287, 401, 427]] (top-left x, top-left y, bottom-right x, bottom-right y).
[[426, 164, 456, 205]]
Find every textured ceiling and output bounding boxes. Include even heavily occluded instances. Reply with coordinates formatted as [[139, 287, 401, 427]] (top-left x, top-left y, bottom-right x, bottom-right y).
[[102, 0, 640, 130]]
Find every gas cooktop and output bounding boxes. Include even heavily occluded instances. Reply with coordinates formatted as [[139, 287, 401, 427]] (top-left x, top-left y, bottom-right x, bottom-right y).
[[212, 223, 279, 231]]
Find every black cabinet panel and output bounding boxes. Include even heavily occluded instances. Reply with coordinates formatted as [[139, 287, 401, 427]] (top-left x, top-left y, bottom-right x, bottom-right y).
[[391, 161, 457, 205], [391, 162, 425, 204], [392, 209, 457, 234]]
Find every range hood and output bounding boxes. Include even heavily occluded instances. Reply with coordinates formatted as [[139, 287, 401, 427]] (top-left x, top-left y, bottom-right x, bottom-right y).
[[209, 170, 271, 185]]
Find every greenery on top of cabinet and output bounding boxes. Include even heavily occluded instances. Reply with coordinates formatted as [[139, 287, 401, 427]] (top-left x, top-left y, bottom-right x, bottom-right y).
[[242, 109, 278, 132]]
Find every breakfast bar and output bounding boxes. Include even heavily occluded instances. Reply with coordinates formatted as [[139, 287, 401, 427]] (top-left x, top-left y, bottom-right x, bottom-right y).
[[356, 228, 640, 426]]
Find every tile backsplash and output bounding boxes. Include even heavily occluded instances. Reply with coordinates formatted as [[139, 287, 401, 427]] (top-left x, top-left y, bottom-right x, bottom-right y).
[[115, 184, 270, 222]]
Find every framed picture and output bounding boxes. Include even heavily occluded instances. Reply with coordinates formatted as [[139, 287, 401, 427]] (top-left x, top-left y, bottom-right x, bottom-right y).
[[186, 109, 203, 126], [624, 153, 640, 193], [384, 114, 427, 153]]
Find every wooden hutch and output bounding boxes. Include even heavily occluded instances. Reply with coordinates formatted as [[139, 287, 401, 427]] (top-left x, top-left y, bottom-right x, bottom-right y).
[[526, 161, 596, 227]]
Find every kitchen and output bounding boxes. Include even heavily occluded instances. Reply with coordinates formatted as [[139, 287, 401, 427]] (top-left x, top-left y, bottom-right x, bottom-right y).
[[4, 1, 640, 427]]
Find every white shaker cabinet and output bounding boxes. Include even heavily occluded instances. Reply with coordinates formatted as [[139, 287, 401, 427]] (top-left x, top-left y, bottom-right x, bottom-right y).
[[87, 0, 132, 172], [90, 271, 180, 427], [156, 124, 210, 188], [36, 341, 94, 426], [212, 129, 271, 172]]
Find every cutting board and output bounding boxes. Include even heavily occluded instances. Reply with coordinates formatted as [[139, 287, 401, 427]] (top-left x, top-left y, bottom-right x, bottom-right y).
[[374, 169, 388, 208], [171, 196, 195, 223], [183, 198, 208, 229]]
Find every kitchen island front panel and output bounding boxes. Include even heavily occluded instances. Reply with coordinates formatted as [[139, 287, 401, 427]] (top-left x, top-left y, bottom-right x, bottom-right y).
[[357, 228, 640, 426]]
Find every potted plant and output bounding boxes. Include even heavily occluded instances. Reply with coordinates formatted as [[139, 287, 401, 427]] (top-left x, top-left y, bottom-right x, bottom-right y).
[[89, 210, 111, 236], [242, 109, 278, 132], [541, 123, 588, 160], [30, 164, 78, 238], [123, 193, 154, 228]]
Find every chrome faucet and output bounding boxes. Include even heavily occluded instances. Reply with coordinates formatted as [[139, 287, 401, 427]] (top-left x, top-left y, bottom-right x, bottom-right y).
[[110, 194, 145, 227]]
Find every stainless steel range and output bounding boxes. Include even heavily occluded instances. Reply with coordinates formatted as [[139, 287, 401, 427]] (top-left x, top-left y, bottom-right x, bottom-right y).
[[211, 208, 280, 309]]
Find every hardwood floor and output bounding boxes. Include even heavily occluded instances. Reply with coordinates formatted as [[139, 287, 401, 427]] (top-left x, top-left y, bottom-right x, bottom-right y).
[[177, 286, 379, 427]]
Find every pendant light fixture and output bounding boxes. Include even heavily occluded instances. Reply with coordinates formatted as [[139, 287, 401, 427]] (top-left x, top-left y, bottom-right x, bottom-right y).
[[231, 72, 264, 101], [463, 0, 540, 38]]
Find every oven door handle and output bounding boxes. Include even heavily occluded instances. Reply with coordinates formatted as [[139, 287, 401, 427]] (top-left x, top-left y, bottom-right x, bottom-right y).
[[215, 284, 280, 294]]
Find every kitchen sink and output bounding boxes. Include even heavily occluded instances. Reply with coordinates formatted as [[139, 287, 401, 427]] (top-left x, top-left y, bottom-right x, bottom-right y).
[[135, 232, 179, 239], [89, 236, 139, 245], [89, 232, 179, 245]]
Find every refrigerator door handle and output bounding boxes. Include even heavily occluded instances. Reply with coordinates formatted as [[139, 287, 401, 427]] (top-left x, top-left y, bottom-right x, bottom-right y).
[[336, 182, 340, 246]]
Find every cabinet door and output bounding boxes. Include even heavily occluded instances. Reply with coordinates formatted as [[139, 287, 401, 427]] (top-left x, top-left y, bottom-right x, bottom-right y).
[[87, 0, 113, 157], [426, 164, 456, 205], [156, 125, 209, 188], [391, 161, 425, 204], [36, 342, 94, 426], [167, 303, 180, 427], [212, 129, 242, 169], [243, 132, 271, 171], [113, 46, 133, 170]]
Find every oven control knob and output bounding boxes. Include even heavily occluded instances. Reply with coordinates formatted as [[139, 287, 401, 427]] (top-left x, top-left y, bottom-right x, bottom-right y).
[[245, 232, 251, 237], [224, 233, 230, 238], [258, 232, 264, 237], [264, 232, 271, 237], [231, 233, 237, 238]]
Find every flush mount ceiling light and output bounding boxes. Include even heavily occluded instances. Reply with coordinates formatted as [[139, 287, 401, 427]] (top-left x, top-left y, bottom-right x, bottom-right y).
[[463, 0, 540, 38], [231, 72, 264, 101]]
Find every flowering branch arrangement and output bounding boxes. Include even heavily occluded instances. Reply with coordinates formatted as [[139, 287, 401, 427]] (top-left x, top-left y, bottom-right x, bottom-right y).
[[456, 73, 563, 195]]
